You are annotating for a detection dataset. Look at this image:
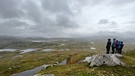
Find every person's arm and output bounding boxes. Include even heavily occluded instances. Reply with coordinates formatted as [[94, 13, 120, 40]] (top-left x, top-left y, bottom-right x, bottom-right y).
[[106, 42, 108, 48], [110, 42, 111, 46]]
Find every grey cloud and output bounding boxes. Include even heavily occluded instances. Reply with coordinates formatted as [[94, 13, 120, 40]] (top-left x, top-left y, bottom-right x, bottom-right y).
[[0, 19, 29, 35], [77, 0, 105, 6], [0, 0, 23, 19], [110, 21, 117, 25], [56, 14, 78, 28], [126, 21, 135, 24], [98, 19, 109, 24], [98, 19, 117, 25], [41, 0, 72, 15], [0, 19, 28, 27], [110, 0, 135, 5], [26, 13, 79, 37], [104, 0, 135, 7], [22, 0, 43, 23], [89, 0, 106, 6], [0, 0, 134, 38], [0, 0, 79, 37], [31, 14, 78, 33], [31, 18, 56, 33]]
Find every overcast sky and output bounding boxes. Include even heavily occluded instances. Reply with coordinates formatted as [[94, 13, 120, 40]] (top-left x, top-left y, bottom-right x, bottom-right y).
[[0, 0, 135, 38]]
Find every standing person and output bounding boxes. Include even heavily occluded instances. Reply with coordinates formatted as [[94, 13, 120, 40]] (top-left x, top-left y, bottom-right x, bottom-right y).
[[115, 40, 119, 53], [118, 41, 121, 54], [112, 38, 116, 54], [119, 41, 124, 54], [106, 39, 111, 54]]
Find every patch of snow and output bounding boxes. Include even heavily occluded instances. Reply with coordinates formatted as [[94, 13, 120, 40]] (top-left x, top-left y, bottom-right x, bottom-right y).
[[90, 47, 96, 50], [66, 49, 70, 51], [9, 68, 12, 70], [91, 42, 94, 44], [0, 49, 18, 52], [32, 40, 46, 42], [20, 48, 39, 53], [42, 49, 54, 52], [60, 44, 65, 46]]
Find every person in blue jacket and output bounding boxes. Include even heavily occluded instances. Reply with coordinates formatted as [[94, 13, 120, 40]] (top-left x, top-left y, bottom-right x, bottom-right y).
[[119, 41, 124, 54], [111, 38, 116, 54], [118, 41, 121, 54]]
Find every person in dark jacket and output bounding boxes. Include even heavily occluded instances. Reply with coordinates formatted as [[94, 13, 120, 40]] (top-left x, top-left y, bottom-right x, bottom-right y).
[[106, 39, 111, 54], [112, 38, 116, 54], [119, 41, 124, 54]]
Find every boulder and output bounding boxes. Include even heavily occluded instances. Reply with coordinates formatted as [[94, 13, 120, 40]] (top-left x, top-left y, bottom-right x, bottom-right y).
[[79, 54, 125, 67]]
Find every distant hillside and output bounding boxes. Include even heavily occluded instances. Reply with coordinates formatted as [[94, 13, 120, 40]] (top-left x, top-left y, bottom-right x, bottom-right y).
[[0, 35, 29, 49], [0, 35, 134, 49]]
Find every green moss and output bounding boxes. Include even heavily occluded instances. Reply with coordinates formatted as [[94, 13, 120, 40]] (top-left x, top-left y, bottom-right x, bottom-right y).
[[96, 65, 135, 76]]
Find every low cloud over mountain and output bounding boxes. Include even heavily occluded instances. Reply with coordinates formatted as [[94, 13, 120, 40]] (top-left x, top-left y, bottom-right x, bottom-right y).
[[0, 0, 135, 38]]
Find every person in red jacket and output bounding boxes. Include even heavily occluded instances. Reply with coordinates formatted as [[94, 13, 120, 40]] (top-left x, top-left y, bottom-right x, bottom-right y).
[[116, 40, 119, 53]]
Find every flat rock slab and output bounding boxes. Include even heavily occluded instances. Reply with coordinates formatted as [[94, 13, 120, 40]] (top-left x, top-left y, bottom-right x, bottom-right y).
[[79, 54, 125, 67]]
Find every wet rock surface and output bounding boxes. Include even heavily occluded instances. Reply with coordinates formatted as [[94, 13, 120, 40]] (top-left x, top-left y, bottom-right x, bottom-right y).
[[11, 59, 67, 76], [58, 59, 67, 65], [11, 65, 44, 76]]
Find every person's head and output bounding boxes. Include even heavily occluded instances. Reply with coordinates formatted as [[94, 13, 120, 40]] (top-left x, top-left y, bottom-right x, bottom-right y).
[[108, 39, 111, 41], [121, 41, 123, 44], [119, 41, 121, 44], [113, 38, 116, 41]]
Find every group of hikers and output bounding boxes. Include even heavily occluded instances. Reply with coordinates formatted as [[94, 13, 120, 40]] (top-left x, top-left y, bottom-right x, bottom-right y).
[[106, 38, 124, 54]]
